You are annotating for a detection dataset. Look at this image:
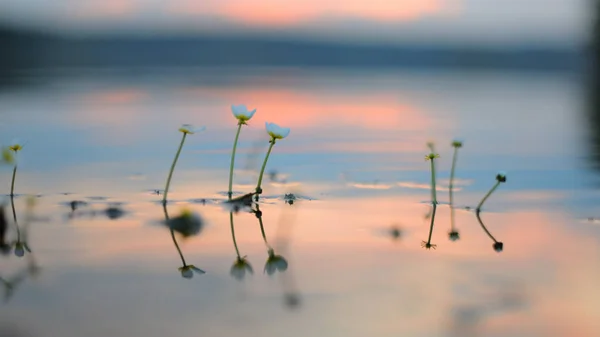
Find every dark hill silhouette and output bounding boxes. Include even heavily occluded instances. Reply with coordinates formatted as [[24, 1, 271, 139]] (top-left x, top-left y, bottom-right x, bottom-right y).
[[0, 24, 584, 73]]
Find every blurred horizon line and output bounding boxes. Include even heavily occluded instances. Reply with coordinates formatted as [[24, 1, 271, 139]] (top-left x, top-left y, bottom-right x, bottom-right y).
[[0, 22, 586, 74]]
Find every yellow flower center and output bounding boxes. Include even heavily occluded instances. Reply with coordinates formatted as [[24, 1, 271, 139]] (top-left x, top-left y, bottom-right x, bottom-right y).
[[9, 144, 22, 152], [237, 115, 250, 123], [268, 132, 283, 140], [180, 208, 193, 219]]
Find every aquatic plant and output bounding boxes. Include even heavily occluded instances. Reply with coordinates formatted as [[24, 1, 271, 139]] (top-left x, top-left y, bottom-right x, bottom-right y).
[[255, 122, 290, 201], [162, 124, 204, 205], [448, 139, 463, 241], [475, 172, 506, 252], [228, 209, 254, 280], [228, 105, 257, 200], [7, 140, 24, 197], [230, 254, 253, 281], [253, 205, 288, 275], [162, 205, 206, 278], [422, 146, 440, 250], [9, 196, 30, 258], [476, 172, 507, 212]]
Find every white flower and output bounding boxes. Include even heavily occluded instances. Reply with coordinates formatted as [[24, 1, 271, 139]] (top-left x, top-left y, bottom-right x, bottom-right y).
[[264, 251, 288, 276], [230, 257, 253, 281], [231, 105, 257, 124], [179, 265, 206, 279], [178, 124, 206, 135], [265, 122, 290, 140]]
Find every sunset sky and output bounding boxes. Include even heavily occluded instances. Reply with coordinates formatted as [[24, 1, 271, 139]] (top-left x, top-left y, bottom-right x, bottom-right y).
[[0, 0, 589, 45]]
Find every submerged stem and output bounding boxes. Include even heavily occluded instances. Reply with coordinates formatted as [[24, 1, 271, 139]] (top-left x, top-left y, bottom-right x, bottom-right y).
[[10, 166, 17, 197], [426, 203, 437, 244], [475, 210, 498, 243], [228, 123, 243, 200], [163, 133, 187, 205], [255, 139, 276, 199], [449, 147, 459, 231], [255, 205, 272, 251], [230, 212, 241, 258], [476, 181, 501, 211], [163, 204, 186, 266], [10, 196, 20, 242]]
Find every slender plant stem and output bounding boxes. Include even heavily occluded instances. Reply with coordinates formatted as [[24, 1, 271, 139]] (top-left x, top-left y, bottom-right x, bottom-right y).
[[163, 133, 187, 205], [475, 210, 498, 243], [230, 212, 241, 258], [9, 196, 20, 240], [228, 123, 243, 200], [255, 205, 272, 251], [10, 166, 17, 197], [162, 203, 186, 266], [449, 147, 459, 231], [430, 158, 437, 204], [255, 139, 276, 197], [476, 181, 501, 211], [426, 204, 437, 244]]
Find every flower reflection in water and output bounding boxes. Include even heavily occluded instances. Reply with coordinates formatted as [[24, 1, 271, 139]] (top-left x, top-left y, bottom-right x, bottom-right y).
[[0, 197, 42, 303], [230, 256, 253, 281], [423, 144, 440, 250], [9, 196, 35, 258], [252, 204, 288, 276], [475, 172, 507, 252], [448, 140, 463, 241], [229, 209, 253, 281], [162, 205, 206, 279]]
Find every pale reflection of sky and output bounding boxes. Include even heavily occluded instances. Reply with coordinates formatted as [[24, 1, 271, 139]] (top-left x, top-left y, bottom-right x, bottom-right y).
[[0, 69, 599, 336]]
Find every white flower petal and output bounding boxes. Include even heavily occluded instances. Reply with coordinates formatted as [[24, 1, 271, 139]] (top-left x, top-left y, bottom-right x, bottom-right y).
[[265, 122, 290, 139], [14, 246, 24, 257], [181, 268, 194, 279], [232, 105, 256, 121], [274, 258, 288, 271], [231, 104, 245, 118], [264, 262, 276, 276], [230, 266, 245, 280]]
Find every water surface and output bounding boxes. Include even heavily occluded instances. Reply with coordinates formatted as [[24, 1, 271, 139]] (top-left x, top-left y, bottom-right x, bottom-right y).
[[0, 67, 598, 337]]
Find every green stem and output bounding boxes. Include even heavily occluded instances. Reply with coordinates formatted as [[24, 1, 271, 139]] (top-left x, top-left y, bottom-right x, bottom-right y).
[[163, 133, 187, 205], [430, 158, 437, 204], [255, 139, 276, 198], [426, 203, 437, 244], [449, 147, 459, 231], [162, 203, 186, 266], [475, 210, 498, 243], [228, 123, 243, 200], [9, 196, 20, 240], [230, 212, 241, 258], [255, 205, 272, 251], [476, 181, 501, 211], [10, 166, 17, 197]]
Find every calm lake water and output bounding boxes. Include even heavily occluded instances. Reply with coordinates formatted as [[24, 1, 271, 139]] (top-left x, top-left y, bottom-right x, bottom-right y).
[[0, 67, 598, 337]]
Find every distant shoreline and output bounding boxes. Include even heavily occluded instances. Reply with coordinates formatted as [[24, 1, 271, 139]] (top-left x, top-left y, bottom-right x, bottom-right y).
[[1, 25, 585, 73]]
